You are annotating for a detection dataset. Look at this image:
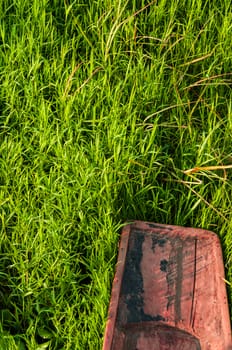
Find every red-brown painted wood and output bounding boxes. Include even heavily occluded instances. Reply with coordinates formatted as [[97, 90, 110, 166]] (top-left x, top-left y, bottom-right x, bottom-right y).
[[103, 221, 232, 350]]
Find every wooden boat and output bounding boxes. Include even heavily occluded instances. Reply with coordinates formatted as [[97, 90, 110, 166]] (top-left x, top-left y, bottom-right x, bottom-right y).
[[103, 221, 232, 350]]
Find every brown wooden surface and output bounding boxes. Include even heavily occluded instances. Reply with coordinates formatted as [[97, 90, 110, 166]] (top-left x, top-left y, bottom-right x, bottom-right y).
[[103, 221, 232, 350]]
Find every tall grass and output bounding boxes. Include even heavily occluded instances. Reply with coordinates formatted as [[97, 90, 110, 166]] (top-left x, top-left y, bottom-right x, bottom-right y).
[[0, 0, 232, 348]]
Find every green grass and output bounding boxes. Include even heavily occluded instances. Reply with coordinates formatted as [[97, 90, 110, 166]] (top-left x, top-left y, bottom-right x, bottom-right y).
[[0, 0, 232, 348]]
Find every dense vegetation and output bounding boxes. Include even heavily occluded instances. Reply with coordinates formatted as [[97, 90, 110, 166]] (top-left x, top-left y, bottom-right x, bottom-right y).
[[0, 0, 231, 348]]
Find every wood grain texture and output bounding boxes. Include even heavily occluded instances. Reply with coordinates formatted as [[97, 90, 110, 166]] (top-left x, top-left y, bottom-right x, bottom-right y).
[[103, 221, 232, 350]]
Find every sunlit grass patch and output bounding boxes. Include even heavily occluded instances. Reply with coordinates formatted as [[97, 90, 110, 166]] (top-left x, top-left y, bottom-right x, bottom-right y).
[[0, 0, 232, 348]]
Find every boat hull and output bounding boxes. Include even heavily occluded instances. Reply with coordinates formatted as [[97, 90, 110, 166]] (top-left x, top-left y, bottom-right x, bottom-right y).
[[103, 221, 232, 350]]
